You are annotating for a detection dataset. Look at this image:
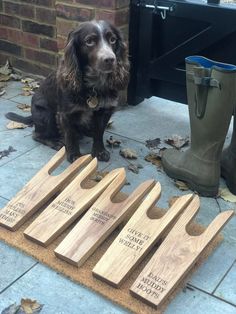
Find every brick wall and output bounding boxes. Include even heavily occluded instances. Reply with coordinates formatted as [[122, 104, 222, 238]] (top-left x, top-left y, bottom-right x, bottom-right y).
[[0, 0, 130, 76]]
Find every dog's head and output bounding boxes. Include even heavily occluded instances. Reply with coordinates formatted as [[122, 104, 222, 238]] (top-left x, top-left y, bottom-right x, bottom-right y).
[[58, 20, 129, 91]]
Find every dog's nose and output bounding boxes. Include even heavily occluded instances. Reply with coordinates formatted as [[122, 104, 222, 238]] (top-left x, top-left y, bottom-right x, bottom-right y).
[[103, 57, 115, 65]]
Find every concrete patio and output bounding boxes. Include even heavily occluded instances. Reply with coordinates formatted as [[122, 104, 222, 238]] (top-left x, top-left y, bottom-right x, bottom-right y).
[[0, 80, 235, 314]]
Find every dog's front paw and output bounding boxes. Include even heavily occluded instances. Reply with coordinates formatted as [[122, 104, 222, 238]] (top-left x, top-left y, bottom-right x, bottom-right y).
[[67, 151, 81, 163], [92, 149, 110, 162]]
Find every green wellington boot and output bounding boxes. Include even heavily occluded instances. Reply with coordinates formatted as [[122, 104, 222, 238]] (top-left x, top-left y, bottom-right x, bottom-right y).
[[162, 56, 236, 197], [221, 111, 236, 195]]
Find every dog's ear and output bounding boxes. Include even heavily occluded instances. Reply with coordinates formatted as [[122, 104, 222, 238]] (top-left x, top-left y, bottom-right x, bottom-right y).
[[58, 31, 82, 91], [111, 26, 130, 90]]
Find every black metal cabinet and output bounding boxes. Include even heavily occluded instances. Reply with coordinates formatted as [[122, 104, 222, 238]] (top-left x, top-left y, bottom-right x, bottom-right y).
[[128, 0, 236, 105]]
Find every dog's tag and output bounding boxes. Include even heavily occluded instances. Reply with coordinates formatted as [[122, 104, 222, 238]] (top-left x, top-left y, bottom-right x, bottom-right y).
[[87, 96, 98, 108], [24, 159, 123, 247], [54, 177, 155, 267], [92, 185, 193, 287], [0, 147, 92, 231], [130, 196, 234, 309]]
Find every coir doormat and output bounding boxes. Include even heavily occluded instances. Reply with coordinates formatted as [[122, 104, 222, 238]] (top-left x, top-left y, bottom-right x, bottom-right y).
[[0, 184, 222, 314]]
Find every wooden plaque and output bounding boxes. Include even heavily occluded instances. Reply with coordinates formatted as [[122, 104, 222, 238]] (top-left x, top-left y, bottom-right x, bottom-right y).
[[92, 184, 194, 287], [0, 147, 92, 231], [54, 176, 155, 266], [130, 195, 234, 308], [24, 159, 123, 247]]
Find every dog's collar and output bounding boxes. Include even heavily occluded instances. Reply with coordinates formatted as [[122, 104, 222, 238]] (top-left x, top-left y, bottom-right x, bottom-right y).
[[87, 88, 98, 109]]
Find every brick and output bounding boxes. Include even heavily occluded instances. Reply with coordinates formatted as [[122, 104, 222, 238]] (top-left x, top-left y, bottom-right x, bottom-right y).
[[0, 27, 8, 40], [4, 1, 20, 15], [7, 29, 22, 44], [56, 19, 76, 37], [40, 38, 58, 52], [57, 36, 67, 50], [0, 39, 22, 56], [95, 8, 129, 26], [22, 20, 55, 37], [0, 14, 20, 28], [3, 1, 35, 18], [74, 0, 116, 8], [36, 7, 56, 25], [20, 0, 54, 7], [13, 57, 53, 76], [24, 48, 57, 66], [56, 4, 94, 21], [22, 33, 39, 48]]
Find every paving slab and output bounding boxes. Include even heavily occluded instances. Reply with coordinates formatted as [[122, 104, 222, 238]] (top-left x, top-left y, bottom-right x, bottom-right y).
[[0, 263, 129, 314], [214, 261, 236, 306], [165, 285, 236, 314]]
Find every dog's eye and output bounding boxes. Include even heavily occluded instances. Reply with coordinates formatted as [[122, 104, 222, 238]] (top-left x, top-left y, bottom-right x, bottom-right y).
[[85, 38, 95, 47], [109, 36, 117, 45]]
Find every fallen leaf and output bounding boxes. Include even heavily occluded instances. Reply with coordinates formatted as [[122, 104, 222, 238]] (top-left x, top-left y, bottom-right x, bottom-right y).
[[0, 89, 6, 96], [120, 148, 138, 159], [91, 171, 109, 182], [1, 303, 20, 314], [106, 120, 113, 129], [145, 138, 161, 149], [165, 134, 189, 149], [10, 73, 22, 81], [106, 135, 121, 147], [17, 104, 31, 112], [20, 298, 43, 314], [144, 152, 162, 168], [0, 60, 12, 76], [168, 196, 179, 207], [219, 188, 236, 203], [0, 146, 17, 160], [22, 91, 32, 96], [6, 121, 28, 129], [175, 180, 189, 191], [128, 163, 143, 174]]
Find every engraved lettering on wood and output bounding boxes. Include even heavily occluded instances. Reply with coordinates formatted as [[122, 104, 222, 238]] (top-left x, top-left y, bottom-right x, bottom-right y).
[[0, 147, 92, 231], [54, 179, 155, 267]]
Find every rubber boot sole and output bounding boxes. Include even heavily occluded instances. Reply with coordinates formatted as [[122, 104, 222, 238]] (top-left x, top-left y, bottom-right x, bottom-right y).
[[164, 166, 219, 197]]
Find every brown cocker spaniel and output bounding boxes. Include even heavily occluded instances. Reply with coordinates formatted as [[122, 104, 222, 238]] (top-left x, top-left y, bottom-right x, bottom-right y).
[[6, 20, 130, 162]]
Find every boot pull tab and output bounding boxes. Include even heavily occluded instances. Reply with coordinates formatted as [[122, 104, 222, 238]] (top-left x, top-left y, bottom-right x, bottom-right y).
[[187, 67, 220, 119]]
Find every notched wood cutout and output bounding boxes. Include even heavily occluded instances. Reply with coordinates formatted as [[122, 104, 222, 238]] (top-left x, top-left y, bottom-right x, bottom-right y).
[[130, 195, 234, 309], [24, 159, 124, 247], [0, 147, 92, 231], [54, 173, 155, 267], [92, 184, 193, 287]]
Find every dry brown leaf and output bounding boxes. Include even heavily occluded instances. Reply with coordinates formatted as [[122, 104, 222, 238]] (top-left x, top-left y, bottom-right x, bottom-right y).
[[17, 103, 31, 112], [120, 148, 138, 159], [128, 163, 143, 174], [106, 135, 121, 147], [168, 196, 179, 207], [0, 89, 6, 96], [91, 171, 109, 182], [165, 134, 189, 149], [219, 188, 236, 203], [6, 121, 28, 129], [0, 60, 12, 76], [1, 303, 20, 314], [21, 298, 43, 314], [145, 138, 161, 149], [106, 119, 113, 129], [175, 180, 189, 191], [144, 152, 162, 168]]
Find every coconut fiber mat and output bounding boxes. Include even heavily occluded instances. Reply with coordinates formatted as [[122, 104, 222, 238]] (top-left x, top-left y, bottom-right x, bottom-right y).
[[0, 181, 223, 314]]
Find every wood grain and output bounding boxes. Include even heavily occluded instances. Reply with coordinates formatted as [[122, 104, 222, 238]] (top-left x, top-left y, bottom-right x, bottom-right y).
[[130, 195, 234, 308], [92, 184, 194, 287], [54, 177, 155, 267], [24, 159, 124, 247], [0, 147, 92, 231]]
